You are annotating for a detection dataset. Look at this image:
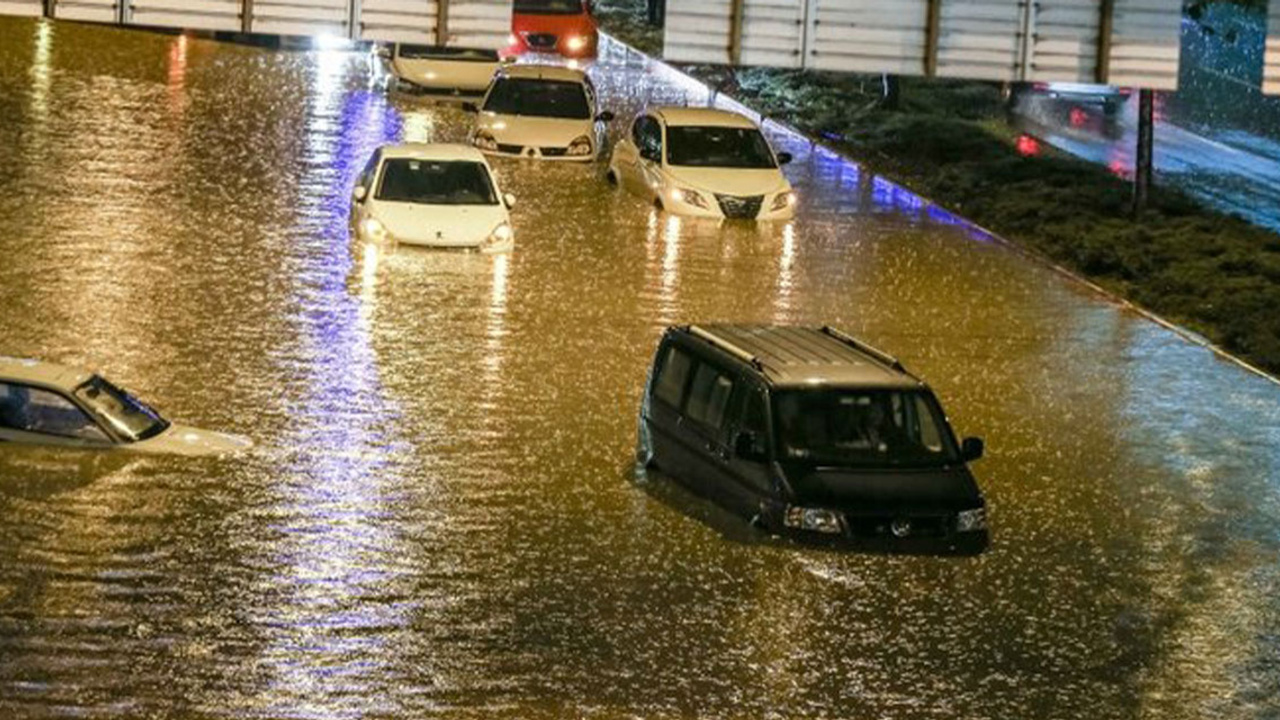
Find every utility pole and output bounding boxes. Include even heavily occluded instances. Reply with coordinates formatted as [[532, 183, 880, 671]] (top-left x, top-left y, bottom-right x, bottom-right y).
[[1133, 88, 1154, 216]]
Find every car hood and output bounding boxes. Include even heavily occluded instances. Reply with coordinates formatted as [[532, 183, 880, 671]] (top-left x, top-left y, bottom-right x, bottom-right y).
[[478, 114, 593, 148], [132, 423, 253, 457], [392, 58, 498, 91], [664, 166, 790, 198], [372, 200, 507, 246], [789, 466, 981, 514]]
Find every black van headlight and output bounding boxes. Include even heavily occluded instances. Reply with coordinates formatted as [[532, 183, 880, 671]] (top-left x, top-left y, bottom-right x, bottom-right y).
[[784, 506, 844, 534], [956, 507, 986, 532]]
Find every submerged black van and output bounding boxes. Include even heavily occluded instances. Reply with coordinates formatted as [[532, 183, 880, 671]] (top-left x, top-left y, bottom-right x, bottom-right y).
[[636, 325, 989, 553]]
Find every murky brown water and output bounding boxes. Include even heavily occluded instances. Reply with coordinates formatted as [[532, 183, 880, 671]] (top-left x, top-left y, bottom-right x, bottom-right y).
[[2, 17, 1280, 719]]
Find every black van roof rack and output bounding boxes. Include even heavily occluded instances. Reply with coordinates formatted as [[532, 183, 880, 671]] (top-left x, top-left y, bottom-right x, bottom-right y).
[[688, 325, 764, 370], [820, 326, 905, 372]]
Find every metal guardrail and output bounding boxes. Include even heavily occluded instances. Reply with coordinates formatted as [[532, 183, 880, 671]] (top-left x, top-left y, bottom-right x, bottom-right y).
[[665, 0, 1185, 91], [1, 0, 511, 48], [1266, 2, 1280, 95]]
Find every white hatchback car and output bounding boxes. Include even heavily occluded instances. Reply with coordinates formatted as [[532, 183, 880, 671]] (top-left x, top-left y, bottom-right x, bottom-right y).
[[0, 357, 251, 457], [608, 107, 796, 220], [385, 44, 505, 98], [465, 64, 614, 161], [352, 144, 516, 252]]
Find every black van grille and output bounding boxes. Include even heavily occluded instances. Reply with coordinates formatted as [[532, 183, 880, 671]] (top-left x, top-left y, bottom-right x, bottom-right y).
[[525, 33, 558, 49], [845, 515, 951, 538], [716, 194, 763, 219]]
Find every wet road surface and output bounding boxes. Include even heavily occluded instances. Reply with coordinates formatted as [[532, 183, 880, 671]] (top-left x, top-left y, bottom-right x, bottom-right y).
[[2, 18, 1280, 719], [1010, 92, 1280, 233]]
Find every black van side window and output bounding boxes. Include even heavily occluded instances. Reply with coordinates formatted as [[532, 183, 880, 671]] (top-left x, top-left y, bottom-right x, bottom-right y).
[[742, 388, 768, 437], [653, 346, 693, 408], [685, 364, 734, 429]]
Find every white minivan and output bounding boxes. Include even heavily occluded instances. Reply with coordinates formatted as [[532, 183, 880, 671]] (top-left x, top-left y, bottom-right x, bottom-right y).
[[351, 143, 516, 252], [608, 107, 796, 220]]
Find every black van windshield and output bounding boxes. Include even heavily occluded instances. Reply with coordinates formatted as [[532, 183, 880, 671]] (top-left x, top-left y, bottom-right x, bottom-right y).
[[774, 389, 960, 468]]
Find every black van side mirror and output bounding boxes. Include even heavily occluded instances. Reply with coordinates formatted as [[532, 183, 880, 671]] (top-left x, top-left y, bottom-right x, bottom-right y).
[[734, 431, 766, 461], [776, 151, 793, 165], [961, 437, 984, 462], [596, 110, 615, 122], [461, 102, 480, 114]]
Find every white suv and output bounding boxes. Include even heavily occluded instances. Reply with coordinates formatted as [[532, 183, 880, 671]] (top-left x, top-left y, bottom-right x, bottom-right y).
[[608, 107, 796, 220]]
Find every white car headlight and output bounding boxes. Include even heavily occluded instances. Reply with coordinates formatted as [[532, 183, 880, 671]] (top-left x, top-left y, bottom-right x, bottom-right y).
[[565, 35, 588, 52], [783, 506, 844, 534], [771, 191, 797, 212], [567, 135, 593, 156], [473, 131, 498, 152], [670, 187, 709, 209], [956, 507, 987, 533], [361, 217, 388, 240]]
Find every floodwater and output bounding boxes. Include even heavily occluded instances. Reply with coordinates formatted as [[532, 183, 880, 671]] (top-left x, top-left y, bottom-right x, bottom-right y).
[[2, 18, 1280, 720]]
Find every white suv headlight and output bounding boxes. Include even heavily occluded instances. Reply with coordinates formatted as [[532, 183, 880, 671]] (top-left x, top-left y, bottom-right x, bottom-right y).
[[670, 187, 709, 209], [770, 191, 797, 212], [956, 507, 986, 532], [783, 506, 844, 534], [567, 135, 593, 156]]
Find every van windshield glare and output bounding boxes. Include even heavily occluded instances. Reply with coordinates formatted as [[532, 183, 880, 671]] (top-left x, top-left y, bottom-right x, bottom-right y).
[[774, 389, 960, 468]]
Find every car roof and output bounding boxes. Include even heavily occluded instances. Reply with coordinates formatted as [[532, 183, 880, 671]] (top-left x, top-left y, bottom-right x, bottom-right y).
[[678, 325, 924, 390], [377, 143, 490, 163], [500, 64, 587, 83], [0, 356, 93, 392], [652, 107, 759, 129]]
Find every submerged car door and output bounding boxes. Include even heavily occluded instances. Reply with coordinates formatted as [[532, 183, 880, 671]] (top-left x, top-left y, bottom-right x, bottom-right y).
[[719, 380, 775, 517], [635, 116, 665, 200], [678, 357, 738, 502], [0, 381, 117, 480], [613, 116, 646, 190]]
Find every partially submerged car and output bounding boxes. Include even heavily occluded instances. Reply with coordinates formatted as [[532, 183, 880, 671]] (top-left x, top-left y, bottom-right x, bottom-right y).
[[608, 107, 796, 220], [352, 143, 516, 251], [466, 65, 613, 161], [635, 325, 988, 554], [507, 0, 599, 59], [385, 44, 505, 98], [0, 357, 251, 457]]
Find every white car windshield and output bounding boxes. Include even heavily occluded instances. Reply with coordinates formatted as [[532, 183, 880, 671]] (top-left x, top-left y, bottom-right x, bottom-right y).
[[666, 126, 777, 169], [376, 159, 498, 205], [483, 78, 591, 119], [774, 389, 960, 468], [74, 376, 168, 442]]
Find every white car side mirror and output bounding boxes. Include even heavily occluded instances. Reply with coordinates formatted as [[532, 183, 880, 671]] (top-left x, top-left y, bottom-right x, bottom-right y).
[[503, 193, 517, 209], [353, 186, 367, 202]]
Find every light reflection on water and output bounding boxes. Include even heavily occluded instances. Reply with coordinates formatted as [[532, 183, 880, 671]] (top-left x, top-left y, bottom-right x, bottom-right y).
[[0, 17, 1279, 720]]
